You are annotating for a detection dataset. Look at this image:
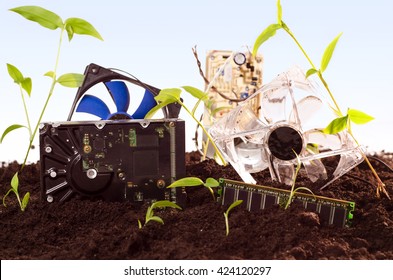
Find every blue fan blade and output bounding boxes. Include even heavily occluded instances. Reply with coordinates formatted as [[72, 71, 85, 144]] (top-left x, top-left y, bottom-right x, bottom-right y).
[[104, 81, 130, 113], [131, 90, 157, 119], [76, 94, 111, 120]]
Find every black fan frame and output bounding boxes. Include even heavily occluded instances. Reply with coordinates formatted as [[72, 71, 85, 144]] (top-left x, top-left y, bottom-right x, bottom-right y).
[[67, 63, 182, 121]]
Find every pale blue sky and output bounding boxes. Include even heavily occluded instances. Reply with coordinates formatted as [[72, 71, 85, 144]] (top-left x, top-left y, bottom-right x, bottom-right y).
[[1, 0, 393, 162]]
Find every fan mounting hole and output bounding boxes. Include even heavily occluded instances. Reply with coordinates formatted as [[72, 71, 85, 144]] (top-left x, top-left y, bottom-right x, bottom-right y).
[[268, 126, 303, 160]]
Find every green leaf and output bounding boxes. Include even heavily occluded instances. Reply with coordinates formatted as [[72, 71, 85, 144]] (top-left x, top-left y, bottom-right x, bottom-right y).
[[226, 200, 243, 215], [146, 205, 153, 220], [145, 101, 170, 119], [167, 177, 204, 188], [151, 200, 182, 210], [204, 177, 220, 188], [182, 86, 208, 101], [348, 108, 374, 125], [44, 71, 55, 79], [277, 0, 283, 24], [320, 32, 343, 73], [11, 172, 19, 193], [252, 23, 282, 57], [7, 63, 24, 84], [306, 68, 318, 78], [2, 189, 14, 208], [137, 219, 142, 229], [21, 78, 32, 96], [306, 143, 319, 154], [322, 116, 348, 134], [65, 18, 103, 41], [156, 88, 181, 104], [65, 24, 74, 41], [1, 124, 27, 143], [293, 187, 315, 196], [148, 216, 164, 225], [10, 6, 63, 30], [145, 88, 181, 119], [57, 73, 85, 88], [21, 192, 30, 211]]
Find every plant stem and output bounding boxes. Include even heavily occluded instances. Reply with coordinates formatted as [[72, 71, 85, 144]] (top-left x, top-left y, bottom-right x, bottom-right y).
[[21, 28, 64, 170], [281, 21, 388, 198], [19, 85, 32, 139], [178, 100, 227, 166], [348, 129, 389, 198], [281, 21, 343, 117]]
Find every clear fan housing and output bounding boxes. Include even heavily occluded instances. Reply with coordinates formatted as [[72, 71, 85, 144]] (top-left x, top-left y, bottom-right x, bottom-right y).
[[209, 66, 364, 189]]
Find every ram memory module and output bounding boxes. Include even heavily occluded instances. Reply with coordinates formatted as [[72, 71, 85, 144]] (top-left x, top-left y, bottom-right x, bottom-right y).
[[219, 178, 355, 227]]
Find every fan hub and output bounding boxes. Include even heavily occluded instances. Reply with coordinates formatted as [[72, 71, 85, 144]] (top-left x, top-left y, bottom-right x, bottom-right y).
[[267, 126, 303, 160], [108, 112, 132, 120]]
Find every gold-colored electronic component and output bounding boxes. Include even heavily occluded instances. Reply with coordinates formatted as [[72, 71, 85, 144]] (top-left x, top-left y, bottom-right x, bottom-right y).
[[83, 145, 92, 154]]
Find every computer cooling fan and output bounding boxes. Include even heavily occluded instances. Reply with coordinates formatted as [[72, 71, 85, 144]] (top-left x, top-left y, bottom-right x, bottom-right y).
[[209, 67, 364, 189], [67, 63, 181, 121], [74, 80, 156, 120]]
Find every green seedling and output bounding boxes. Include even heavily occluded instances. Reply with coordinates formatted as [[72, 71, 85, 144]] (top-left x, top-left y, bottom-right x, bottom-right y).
[[167, 177, 220, 200], [145, 87, 226, 165], [2, 172, 30, 212], [253, 0, 388, 198], [1, 6, 102, 211], [284, 155, 315, 210], [138, 200, 182, 229], [224, 200, 243, 236]]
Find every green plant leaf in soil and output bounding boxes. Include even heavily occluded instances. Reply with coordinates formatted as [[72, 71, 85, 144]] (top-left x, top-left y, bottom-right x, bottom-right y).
[[142, 200, 182, 227], [2, 172, 30, 212], [167, 177, 220, 200], [224, 200, 243, 236], [284, 156, 315, 210]]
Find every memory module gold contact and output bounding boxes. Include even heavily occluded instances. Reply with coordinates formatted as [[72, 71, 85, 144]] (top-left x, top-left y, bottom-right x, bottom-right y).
[[219, 178, 355, 227]]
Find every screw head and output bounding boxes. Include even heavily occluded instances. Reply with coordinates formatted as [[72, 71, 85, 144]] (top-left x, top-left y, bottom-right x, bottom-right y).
[[86, 168, 98, 179]]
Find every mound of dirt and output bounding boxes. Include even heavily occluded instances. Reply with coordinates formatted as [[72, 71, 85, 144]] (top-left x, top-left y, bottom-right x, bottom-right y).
[[1, 152, 393, 259]]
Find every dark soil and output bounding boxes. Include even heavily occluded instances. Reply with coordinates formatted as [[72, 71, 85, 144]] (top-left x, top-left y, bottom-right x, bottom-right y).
[[1, 151, 393, 260]]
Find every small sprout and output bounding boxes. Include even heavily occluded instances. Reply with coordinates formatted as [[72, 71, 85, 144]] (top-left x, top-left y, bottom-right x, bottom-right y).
[[167, 177, 220, 200], [2, 172, 30, 212], [139, 200, 182, 228], [284, 154, 314, 210], [224, 200, 243, 236]]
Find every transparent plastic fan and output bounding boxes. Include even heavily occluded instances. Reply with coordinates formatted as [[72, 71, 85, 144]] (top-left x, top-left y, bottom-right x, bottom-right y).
[[209, 66, 363, 189]]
